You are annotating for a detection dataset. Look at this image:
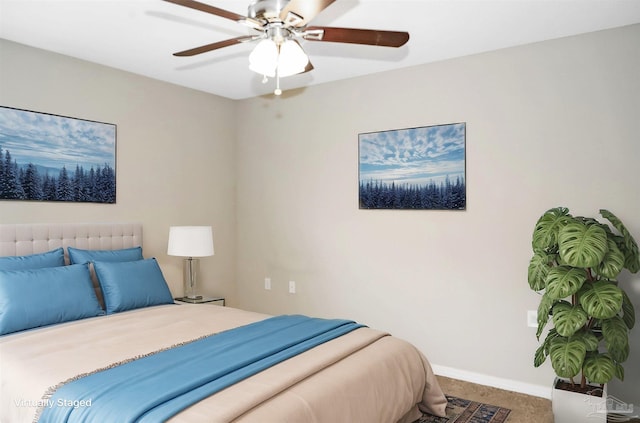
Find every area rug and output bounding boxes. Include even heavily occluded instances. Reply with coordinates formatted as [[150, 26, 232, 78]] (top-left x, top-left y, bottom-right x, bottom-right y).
[[417, 395, 511, 423]]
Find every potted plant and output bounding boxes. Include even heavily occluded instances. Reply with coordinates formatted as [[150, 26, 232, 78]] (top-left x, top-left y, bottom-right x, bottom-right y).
[[528, 207, 639, 422]]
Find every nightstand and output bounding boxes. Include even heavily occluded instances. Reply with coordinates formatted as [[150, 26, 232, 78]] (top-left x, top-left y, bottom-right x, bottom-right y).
[[174, 296, 225, 306]]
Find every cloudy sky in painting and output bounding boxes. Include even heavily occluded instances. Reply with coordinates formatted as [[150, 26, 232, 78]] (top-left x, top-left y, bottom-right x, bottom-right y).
[[0, 107, 115, 172], [359, 123, 465, 186]]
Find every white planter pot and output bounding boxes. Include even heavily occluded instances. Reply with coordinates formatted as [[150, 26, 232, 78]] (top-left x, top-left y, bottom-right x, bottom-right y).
[[552, 378, 607, 423]]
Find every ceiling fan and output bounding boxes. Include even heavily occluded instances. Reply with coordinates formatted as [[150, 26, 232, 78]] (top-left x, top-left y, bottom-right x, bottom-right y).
[[163, 0, 410, 95]]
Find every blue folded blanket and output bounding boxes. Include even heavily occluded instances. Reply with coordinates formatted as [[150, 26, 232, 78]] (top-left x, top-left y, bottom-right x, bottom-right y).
[[37, 314, 363, 423]]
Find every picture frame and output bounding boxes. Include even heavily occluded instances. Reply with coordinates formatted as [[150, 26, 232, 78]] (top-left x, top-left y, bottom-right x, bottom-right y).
[[0, 106, 116, 203], [358, 122, 466, 210]]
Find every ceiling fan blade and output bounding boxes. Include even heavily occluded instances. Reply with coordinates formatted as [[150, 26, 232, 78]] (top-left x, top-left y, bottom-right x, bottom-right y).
[[279, 0, 337, 27], [173, 35, 257, 56], [304, 26, 409, 47], [163, 0, 262, 28]]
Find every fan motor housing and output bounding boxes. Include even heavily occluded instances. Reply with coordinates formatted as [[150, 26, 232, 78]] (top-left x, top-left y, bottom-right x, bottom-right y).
[[248, 0, 290, 22]]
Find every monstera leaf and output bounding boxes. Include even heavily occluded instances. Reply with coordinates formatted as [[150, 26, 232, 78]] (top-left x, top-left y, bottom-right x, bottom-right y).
[[558, 222, 608, 268], [534, 345, 547, 368], [583, 353, 617, 384], [601, 209, 640, 273], [536, 293, 555, 339], [528, 251, 556, 291], [579, 280, 623, 319], [545, 266, 587, 300], [532, 207, 571, 251], [602, 316, 630, 363], [552, 301, 588, 337], [596, 238, 626, 279], [570, 329, 599, 352], [621, 290, 636, 330], [549, 336, 587, 378], [534, 329, 559, 367]]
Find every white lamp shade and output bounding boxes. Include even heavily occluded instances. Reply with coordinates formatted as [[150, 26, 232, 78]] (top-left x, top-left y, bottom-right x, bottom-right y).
[[167, 226, 214, 257], [249, 39, 278, 77], [277, 39, 308, 77]]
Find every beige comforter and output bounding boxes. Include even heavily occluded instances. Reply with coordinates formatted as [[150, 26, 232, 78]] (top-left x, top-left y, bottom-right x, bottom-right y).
[[0, 305, 446, 423]]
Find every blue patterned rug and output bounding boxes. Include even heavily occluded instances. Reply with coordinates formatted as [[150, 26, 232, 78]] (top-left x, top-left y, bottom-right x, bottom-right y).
[[417, 395, 511, 423]]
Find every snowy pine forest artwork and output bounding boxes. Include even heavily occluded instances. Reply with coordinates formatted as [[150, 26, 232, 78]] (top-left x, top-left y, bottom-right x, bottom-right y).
[[359, 123, 465, 210], [0, 106, 116, 203]]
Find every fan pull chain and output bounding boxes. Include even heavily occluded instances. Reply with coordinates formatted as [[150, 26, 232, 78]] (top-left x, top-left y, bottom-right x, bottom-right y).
[[274, 68, 282, 96]]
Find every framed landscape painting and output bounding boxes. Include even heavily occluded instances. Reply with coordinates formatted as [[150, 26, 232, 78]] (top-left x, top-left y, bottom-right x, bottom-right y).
[[0, 106, 116, 203], [359, 122, 466, 210]]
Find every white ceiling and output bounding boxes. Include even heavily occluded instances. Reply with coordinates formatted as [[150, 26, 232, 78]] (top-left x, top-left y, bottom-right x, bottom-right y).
[[1, 0, 639, 100]]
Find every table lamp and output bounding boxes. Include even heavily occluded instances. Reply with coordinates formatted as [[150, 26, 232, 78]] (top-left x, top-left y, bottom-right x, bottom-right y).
[[167, 226, 214, 300]]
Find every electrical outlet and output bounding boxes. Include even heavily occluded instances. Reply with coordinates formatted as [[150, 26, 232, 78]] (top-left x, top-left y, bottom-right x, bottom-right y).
[[264, 277, 271, 290], [288, 280, 296, 294], [527, 310, 538, 328]]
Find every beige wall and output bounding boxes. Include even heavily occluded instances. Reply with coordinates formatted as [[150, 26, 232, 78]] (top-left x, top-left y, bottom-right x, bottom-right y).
[[1, 23, 639, 404], [235, 24, 640, 402], [0, 39, 237, 303]]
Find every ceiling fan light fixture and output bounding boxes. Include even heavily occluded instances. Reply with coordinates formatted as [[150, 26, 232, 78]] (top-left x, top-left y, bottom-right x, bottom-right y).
[[248, 38, 278, 77], [165, 0, 411, 96], [248, 37, 308, 81]]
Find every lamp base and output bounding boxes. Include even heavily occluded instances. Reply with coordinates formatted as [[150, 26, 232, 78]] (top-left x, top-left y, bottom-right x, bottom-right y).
[[183, 257, 200, 300], [184, 295, 203, 300]]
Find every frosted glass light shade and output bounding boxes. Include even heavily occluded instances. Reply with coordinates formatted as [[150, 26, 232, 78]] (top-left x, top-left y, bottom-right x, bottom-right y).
[[167, 226, 214, 258], [249, 39, 278, 77], [277, 39, 308, 77]]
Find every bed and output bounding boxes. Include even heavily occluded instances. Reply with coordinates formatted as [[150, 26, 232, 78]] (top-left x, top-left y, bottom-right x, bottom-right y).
[[0, 223, 447, 423]]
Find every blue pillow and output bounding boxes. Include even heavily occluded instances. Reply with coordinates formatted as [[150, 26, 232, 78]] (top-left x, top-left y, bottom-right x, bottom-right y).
[[93, 258, 174, 314], [68, 246, 143, 264], [0, 248, 65, 270], [0, 264, 104, 335], [67, 246, 144, 310]]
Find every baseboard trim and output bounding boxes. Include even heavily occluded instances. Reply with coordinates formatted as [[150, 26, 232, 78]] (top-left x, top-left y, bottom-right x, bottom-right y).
[[432, 364, 552, 400]]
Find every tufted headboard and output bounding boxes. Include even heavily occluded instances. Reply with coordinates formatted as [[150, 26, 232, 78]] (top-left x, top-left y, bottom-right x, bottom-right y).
[[0, 223, 143, 262]]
